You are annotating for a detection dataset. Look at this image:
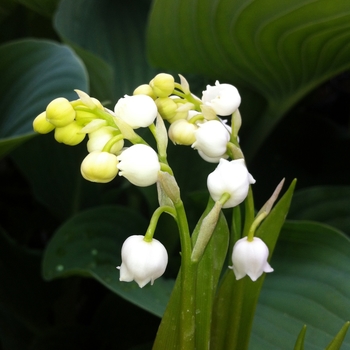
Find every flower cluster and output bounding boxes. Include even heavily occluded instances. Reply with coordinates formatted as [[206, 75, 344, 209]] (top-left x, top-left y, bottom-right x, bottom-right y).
[[33, 90, 160, 186], [33, 73, 272, 287]]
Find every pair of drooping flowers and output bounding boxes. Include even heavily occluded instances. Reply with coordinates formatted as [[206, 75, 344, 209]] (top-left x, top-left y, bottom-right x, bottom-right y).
[[33, 73, 273, 288]]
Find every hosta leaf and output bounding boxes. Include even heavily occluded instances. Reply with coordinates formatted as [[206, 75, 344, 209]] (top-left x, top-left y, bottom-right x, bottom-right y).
[[42, 206, 174, 317], [289, 186, 350, 235], [147, 0, 350, 156], [251, 221, 350, 349], [54, 0, 157, 103], [0, 39, 88, 158]]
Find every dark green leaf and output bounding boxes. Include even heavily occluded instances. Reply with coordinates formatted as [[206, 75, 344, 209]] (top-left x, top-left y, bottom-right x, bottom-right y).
[[42, 205, 174, 317], [0, 39, 88, 158], [54, 0, 157, 103], [289, 186, 350, 235], [211, 179, 296, 350], [251, 221, 350, 349], [152, 198, 230, 349], [147, 0, 350, 157]]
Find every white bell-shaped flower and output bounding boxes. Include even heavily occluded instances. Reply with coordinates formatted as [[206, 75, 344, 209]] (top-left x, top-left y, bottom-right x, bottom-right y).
[[229, 237, 273, 281], [117, 144, 160, 187], [192, 120, 230, 159], [207, 158, 255, 208], [117, 235, 168, 288], [114, 94, 158, 129], [202, 81, 241, 116]]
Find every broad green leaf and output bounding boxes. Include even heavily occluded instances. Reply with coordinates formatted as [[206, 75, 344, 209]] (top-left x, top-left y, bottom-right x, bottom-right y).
[[65, 43, 115, 105], [0, 39, 88, 158], [42, 205, 174, 317], [211, 179, 296, 350], [289, 186, 350, 235], [15, 0, 59, 17], [251, 221, 350, 350], [147, 0, 350, 157], [54, 0, 158, 102]]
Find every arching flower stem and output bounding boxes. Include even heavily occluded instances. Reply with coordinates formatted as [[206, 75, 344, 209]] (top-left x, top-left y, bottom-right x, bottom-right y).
[[144, 206, 177, 242]]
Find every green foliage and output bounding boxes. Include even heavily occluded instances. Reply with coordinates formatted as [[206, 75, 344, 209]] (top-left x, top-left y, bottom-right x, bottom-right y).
[[252, 221, 350, 349], [42, 205, 173, 317], [54, 0, 158, 103], [0, 0, 349, 348], [211, 180, 296, 350], [147, 0, 350, 157], [0, 39, 88, 158], [152, 198, 230, 349], [289, 186, 350, 234]]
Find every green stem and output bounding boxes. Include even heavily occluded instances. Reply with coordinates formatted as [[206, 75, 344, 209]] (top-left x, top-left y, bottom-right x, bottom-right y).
[[144, 206, 177, 242], [242, 186, 255, 237], [102, 134, 124, 153], [160, 162, 174, 176], [247, 212, 268, 241], [174, 199, 197, 350]]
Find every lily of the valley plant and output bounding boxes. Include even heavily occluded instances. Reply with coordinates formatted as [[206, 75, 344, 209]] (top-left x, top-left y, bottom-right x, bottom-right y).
[[33, 73, 348, 349]]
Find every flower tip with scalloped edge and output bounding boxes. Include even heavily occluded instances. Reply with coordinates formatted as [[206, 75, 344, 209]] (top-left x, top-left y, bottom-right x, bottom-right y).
[[117, 235, 168, 288], [229, 236, 273, 281]]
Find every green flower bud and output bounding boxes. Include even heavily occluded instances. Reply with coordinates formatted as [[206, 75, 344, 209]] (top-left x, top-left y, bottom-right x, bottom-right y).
[[81, 151, 119, 183], [133, 84, 157, 99], [150, 73, 175, 97], [168, 119, 198, 145], [33, 111, 55, 134], [155, 97, 177, 120], [54, 121, 85, 146], [46, 97, 76, 127]]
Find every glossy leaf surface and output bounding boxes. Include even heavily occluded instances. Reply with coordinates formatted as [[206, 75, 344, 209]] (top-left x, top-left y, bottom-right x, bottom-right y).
[[42, 206, 173, 317], [0, 39, 88, 158], [147, 0, 350, 156]]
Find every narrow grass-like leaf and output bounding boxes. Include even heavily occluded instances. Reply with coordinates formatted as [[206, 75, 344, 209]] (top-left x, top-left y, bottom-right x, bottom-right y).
[[211, 179, 296, 350], [325, 322, 350, 350], [294, 325, 307, 350], [153, 198, 229, 349]]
